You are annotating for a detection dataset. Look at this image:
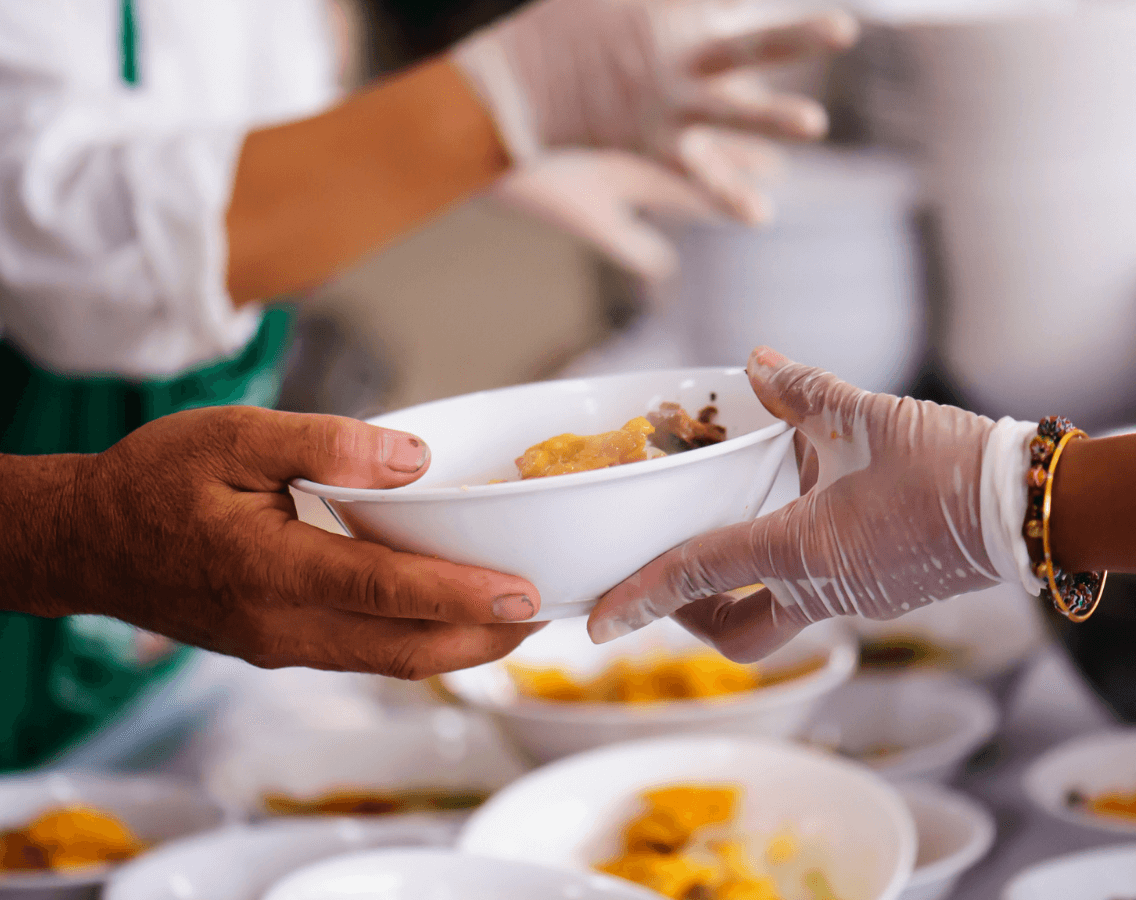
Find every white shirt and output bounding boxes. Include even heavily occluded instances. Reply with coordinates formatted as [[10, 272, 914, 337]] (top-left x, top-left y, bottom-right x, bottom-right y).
[[0, 0, 338, 377]]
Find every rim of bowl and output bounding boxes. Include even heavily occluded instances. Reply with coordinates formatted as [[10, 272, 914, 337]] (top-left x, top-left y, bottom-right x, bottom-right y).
[[290, 367, 790, 503], [1001, 842, 1136, 899], [899, 782, 996, 888], [1022, 728, 1136, 834], [441, 632, 859, 724], [458, 733, 918, 900]]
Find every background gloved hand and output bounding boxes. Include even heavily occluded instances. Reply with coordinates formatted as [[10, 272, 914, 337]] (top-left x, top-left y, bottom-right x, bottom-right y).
[[588, 347, 1043, 661], [455, 0, 857, 223]]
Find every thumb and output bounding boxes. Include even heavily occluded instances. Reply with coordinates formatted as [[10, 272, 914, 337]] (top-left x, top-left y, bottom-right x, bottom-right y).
[[220, 408, 431, 492]]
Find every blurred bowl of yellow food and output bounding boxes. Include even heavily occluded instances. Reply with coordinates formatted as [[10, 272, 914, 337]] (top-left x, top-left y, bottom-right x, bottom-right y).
[[0, 772, 224, 893], [440, 617, 858, 763], [292, 367, 793, 620], [458, 734, 916, 900]]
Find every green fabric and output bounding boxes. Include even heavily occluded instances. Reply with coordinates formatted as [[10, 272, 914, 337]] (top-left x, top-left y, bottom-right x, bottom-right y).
[[0, 308, 293, 771], [120, 0, 138, 86]]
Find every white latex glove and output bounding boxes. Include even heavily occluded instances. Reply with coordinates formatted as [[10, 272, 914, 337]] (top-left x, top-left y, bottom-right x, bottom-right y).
[[493, 149, 781, 281], [587, 347, 1045, 661], [454, 0, 858, 221]]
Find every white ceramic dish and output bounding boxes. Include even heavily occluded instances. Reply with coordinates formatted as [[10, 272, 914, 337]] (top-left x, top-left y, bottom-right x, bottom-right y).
[[202, 707, 530, 820], [103, 818, 458, 900], [1023, 729, 1136, 835], [262, 848, 660, 900], [1002, 843, 1136, 900], [0, 772, 224, 892], [292, 367, 794, 619], [898, 783, 995, 900], [804, 674, 999, 783], [459, 734, 917, 900], [441, 617, 857, 763]]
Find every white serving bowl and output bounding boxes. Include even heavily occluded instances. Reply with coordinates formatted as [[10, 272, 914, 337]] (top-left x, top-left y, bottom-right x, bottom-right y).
[[292, 367, 793, 620], [0, 772, 224, 895], [1023, 729, 1136, 835], [458, 734, 917, 900], [441, 617, 857, 763], [804, 674, 999, 783], [202, 707, 530, 820], [103, 818, 458, 900], [1002, 843, 1136, 900], [898, 783, 995, 900], [261, 848, 659, 900]]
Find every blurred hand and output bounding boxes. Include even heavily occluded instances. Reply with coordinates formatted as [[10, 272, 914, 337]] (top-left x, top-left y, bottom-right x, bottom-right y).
[[454, 0, 857, 221], [588, 348, 1041, 661], [53, 407, 542, 678]]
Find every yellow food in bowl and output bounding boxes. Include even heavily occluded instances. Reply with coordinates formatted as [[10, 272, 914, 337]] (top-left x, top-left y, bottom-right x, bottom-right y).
[[0, 805, 144, 872], [516, 417, 656, 479], [506, 650, 826, 704], [1069, 788, 1136, 821], [596, 784, 841, 900]]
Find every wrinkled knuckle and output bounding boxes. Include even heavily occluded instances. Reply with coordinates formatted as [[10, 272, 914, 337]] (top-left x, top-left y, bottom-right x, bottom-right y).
[[383, 636, 430, 681]]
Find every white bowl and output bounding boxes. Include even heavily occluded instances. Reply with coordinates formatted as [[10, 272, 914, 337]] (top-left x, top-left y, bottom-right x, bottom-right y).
[[458, 734, 917, 900], [1002, 843, 1136, 900], [441, 617, 858, 763], [804, 674, 999, 782], [1023, 729, 1136, 835], [261, 848, 660, 900], [898, 783, 995, 900], [292, 367, 793, 619], [103, 818, 458, 900], [0, 772, 224, 893], [202, 707, 530, 820]]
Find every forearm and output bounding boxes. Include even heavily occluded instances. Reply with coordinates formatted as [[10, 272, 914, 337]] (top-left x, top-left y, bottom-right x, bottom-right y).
[[226, 58, 509, 304], [0, 453, 93, 618]]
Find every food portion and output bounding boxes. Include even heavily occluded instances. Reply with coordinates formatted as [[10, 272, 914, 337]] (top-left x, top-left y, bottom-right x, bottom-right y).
[[260, 788, 488, 817], [857, 636, 962, 671], [0, 805, 145, 872], [596, 784, 841, 900], [515, 403, 727, 480], [1067, 787, 1136, 822], [506, 650, 826, 704]]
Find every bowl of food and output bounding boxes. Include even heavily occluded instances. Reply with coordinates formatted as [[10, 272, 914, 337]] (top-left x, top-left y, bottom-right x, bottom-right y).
[[292, 367, 794, 620], [803, 674, 999, 783], [260, 848, 660, 900], [104, 818, 459, 900], [458, 734, 917, 900], [1022, 729, 1136, 835], [440, 617, 857, 763], [897, 783, 995, 900], [1002, 843, 1136, 900], [0, 772, 223, 894]]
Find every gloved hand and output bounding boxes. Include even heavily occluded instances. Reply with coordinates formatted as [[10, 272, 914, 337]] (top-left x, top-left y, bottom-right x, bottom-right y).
[[587, 347, 1044, 661], [454, 0, 857, 221], [493, 149, 780, 281]]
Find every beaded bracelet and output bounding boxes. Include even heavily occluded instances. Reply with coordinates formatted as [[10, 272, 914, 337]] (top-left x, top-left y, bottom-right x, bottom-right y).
[[1023, 416, 1107, 622]]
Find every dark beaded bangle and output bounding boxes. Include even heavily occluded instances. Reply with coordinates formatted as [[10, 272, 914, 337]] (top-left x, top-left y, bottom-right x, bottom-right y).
[[1023, 416, 1106, 621]]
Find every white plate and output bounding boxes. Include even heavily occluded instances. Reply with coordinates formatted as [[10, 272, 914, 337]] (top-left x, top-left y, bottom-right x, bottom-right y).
[[1002, 843, 1136, 900], [898, 783, 995, 900], [1023, 729, 1136, 835], [104, 818, 458, 900]]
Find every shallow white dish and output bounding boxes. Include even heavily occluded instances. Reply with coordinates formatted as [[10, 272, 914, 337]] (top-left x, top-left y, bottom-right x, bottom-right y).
[[1002, 843, 1136, 900], [804, 674, 999, 783], [104, 818, 457, 900], [441, 617, 857, 763], [0, 772, 224, 892], [1023, 729, 1136, 835], [202, 707, 530, 820], [898, 782, 995, 900], [292, 367, 793, 619], [262, 848, 660, 900], [458, 734, 917, 900]]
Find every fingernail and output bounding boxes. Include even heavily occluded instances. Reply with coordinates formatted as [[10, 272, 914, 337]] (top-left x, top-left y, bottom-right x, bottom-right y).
[[492, 593, 535, 622], [589, 617, 637, 645], [385, 433, 430, 473], [795, 104, 828, 138], [747, 346, 790, 379]]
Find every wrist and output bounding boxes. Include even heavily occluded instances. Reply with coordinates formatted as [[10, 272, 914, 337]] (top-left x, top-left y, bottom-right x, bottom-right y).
[[980, 417, 1046, 596]]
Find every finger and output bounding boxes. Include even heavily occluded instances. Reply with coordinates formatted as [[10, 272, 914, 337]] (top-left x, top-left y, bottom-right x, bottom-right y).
[[794, 430, 819, 494], [690, 11, 860, 76], [227, 603, 544, 679], [673, 126, 779, 224], [266, 515, 543, 624], [208, 407, 431, 492], [672, 587, 810, 663], [681, 71, 828, 140]]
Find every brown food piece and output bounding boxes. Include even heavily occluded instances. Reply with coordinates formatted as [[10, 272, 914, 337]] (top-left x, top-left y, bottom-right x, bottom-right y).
[[261, 789, 489, 817], [648, 403, 727, 455], [0, 831, 49, 871]]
